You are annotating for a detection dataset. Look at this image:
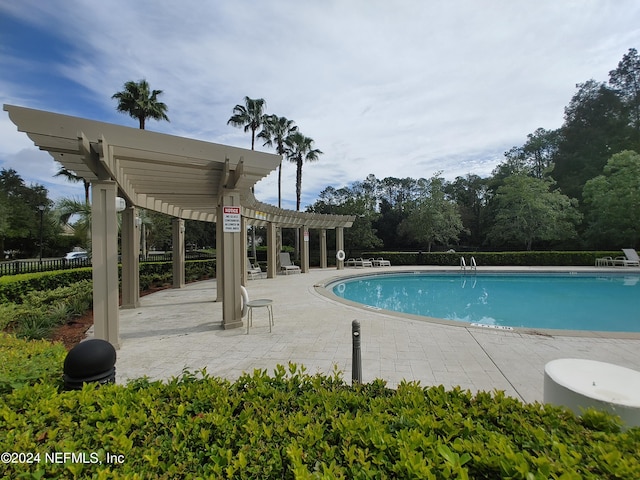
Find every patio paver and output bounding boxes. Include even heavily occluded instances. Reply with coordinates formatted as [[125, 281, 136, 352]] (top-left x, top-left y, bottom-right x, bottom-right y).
[[104, 266, 640, 403]]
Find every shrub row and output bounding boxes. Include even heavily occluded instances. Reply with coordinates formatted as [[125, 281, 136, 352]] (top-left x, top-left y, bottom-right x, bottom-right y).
[[0, 261, 216, 303], [139, 260, 216, 289], [0, 268, 93, 304], [0, 361, 638, 478], [363, 251, 621, 267]]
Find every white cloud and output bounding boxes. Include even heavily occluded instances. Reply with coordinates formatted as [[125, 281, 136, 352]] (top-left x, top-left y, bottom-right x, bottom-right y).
[[1, 0, 639, 208]]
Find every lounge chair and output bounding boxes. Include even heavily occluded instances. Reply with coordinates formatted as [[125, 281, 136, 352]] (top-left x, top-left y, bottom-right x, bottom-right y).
[[614, 249, 640, 267], [247, 258, 264, 279], [279, 252, 301, 274], [373, 257, 391, 267], [354, 257, 373, 267], [345, 258, 357, 267], [595, 256, 615, 267]]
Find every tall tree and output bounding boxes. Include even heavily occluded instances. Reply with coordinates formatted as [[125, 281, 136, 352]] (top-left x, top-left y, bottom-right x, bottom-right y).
[[308, 190, 382, 255], [609, 48, 640, 146], [285, 132, 322, 211], [350, 174, 380, 212], [0, 169, 53, 256], [487, 175, 581, 250], [398, 176, 465, 252], [227, 97, 267, 150], [552, 80, 628, 200], [227, 96, 267, 259], [583, 150, 640, 248], [445, 174, 489, 247], [258, 115, 297, 208], [112, 79, 169, 130], [502, 128, 560, 179]]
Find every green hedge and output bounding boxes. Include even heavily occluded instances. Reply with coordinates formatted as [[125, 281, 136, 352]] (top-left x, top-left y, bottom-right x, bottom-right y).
[[0, 269, 93, 304], [0, 261, 216, 303], [0, 362, 638, 478], [362, 251, 621, 267], [139, 260, 215, 288]]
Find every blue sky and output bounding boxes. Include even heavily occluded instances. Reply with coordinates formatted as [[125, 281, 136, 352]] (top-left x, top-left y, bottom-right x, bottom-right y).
[[1, 1, 639, 210]]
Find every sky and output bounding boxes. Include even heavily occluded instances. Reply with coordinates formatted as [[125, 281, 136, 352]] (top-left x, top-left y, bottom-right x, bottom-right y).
[[1, 1, 639, 211]]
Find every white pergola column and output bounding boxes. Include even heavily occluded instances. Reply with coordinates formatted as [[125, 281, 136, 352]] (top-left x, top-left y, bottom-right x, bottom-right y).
[[336, 226, 345, 270], [221, 190, 243, 329], [121, 205, 140, 309], [241, 216, 248, 285], [215, 216, 223, 302], [299, 225, 310, 273], [172, 218, 185, 288], [91, 180, 120, 348], [320, 229, 327, 269], [266, 221, 277, 278]]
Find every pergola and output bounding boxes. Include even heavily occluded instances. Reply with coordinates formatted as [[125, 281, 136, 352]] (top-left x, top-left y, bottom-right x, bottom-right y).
[[4, 105, 354, 348]]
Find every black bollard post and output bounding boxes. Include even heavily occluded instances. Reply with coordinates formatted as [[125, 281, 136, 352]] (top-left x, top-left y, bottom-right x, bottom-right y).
[[63, 339, 116, 390], [352, 320, 362, 385]]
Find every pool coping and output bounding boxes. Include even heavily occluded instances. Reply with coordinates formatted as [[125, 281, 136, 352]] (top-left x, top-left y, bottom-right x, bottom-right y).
[[314, 267, 640, 340]]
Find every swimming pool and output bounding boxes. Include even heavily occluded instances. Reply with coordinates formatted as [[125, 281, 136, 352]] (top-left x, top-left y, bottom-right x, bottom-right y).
[[330, 272, 640, 332]]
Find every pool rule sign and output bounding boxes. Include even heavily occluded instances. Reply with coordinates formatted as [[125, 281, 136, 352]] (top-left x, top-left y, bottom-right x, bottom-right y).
[[222, 206, 241, 233]]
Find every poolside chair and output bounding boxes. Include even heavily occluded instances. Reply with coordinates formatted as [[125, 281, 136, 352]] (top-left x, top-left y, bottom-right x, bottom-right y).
[[241, 285, 274, 334], [354, 257, 373, 267], [614, 249, 640, 267], [345, 258, 357, 267], [279, 252, 301, 274], [372, 257, 391, 267], [247, 258, 264, 280]]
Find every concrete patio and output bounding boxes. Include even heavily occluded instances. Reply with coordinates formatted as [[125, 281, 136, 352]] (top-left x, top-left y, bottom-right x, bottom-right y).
[[106, 266, 640, 404]]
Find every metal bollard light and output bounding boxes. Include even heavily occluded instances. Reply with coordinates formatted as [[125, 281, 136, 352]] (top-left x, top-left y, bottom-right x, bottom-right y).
[[352, 320, 362, 384]]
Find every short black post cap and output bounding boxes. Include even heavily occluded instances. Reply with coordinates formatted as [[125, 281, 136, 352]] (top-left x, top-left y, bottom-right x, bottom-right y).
[[63, 339, 116, 390]]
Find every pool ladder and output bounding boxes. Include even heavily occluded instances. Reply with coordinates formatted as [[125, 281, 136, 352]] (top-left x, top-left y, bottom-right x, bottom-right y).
[[460, 256, 477, 274]]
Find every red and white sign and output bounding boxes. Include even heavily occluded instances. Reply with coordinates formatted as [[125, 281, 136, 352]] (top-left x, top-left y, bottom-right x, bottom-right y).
[[222, 206, 241, 232]]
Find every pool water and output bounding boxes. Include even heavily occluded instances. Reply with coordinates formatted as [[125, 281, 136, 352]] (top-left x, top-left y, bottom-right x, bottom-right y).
[[331, 273, 640, 332]]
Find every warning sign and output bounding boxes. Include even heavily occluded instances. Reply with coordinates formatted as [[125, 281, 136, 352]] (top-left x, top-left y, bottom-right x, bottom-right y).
[[223, 206, 241, 232]]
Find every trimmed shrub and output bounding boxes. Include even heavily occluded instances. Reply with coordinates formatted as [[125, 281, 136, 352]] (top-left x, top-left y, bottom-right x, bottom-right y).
[[0, 333, 66, 393], [0, 269, 92, 304], [0, 363, 638, 478]]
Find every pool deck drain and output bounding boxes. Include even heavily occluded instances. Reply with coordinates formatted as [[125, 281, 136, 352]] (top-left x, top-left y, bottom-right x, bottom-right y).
[[108, 266, 640, 404]]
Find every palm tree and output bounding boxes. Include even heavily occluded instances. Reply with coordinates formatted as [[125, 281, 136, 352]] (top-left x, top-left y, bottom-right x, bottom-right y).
[[55, 165, 90, 204], [112, 79, 169, 129], [258, 115, 297, 208], [285, 132, 323, 211], [227, 96, 266, 260], [227, 97, 266, 150], [57, 198, 92, 251]]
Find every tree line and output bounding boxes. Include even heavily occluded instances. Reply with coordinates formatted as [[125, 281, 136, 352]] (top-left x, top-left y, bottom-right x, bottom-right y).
[[309, 49, 640, 252]]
